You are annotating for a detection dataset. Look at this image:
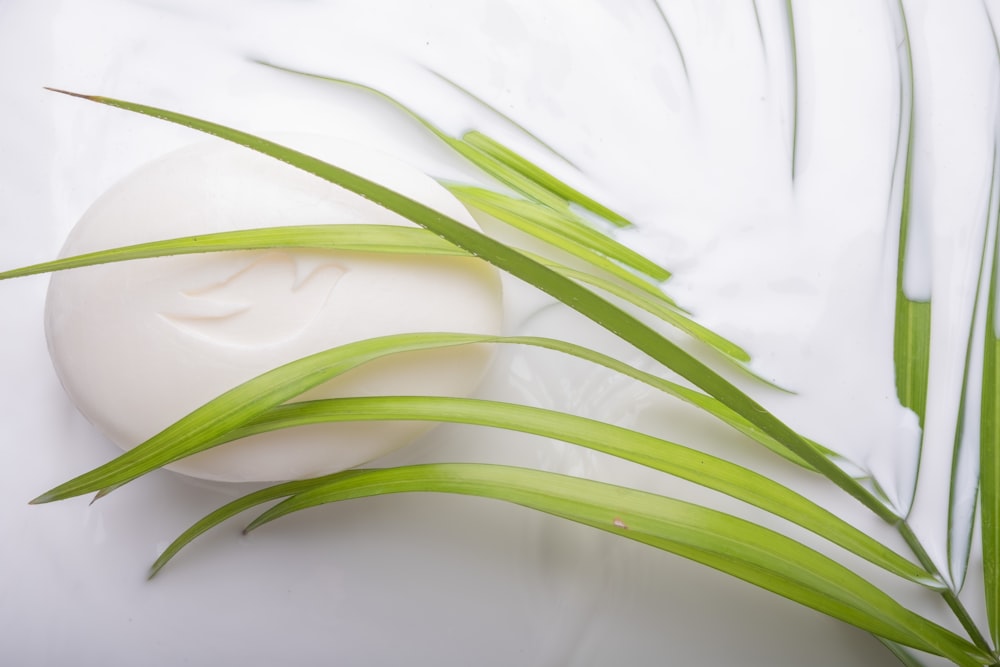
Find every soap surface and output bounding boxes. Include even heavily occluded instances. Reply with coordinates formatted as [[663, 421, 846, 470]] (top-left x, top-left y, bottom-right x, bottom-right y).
[[45, 136, 503, 482]]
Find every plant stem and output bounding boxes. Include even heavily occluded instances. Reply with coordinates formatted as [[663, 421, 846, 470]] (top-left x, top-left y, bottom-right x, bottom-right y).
[[897, 520, 997, 658]]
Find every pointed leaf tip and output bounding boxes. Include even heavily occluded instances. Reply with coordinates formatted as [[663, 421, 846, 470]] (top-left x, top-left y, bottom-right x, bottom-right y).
[[43, 87, 95, 101], [28, 491, 57, 505]]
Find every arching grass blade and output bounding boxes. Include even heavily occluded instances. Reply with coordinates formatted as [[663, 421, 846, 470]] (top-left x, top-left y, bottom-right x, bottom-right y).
[[877, 637, 934, 667], [450, 185, 664, 280], [28, 332, 491, 503], [947, 148, 998, 590], [460, 132, 632, 227], [242, 463, 988, 665], [206, 395, 937, 587], [45, 89, 895, 523], [0, 224, 465, 280], [451, 185, 668, 299], [982, 155, 1000, 647], [149, 474, 351, 578], [889, 0, 929, 518]]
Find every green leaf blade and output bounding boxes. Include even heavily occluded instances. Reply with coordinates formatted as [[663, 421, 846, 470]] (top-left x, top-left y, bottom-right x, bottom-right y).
[[0, 224, 466, 281], [244, 463, 987, 665], [983, 161, 1000, 646], [461, 131, 633, 228], [451, 185, 664, 280], [28, 332, 490, 503], [218, 394, 936, 588], [47, 90, 899, 527], [148, 475, 348, 578]]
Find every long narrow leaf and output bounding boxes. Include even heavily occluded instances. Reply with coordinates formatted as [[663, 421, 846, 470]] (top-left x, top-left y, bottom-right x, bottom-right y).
[[447, 137, 571, 211], [206, 395, 937, 587], [461, 131, 632, 228], [0, 212, 757, 376], [243, 463, 987, 665], [0, 224, 465, 280], [451, 185, 668, 300], [46, 90, 898, 524], [890, 0, 930, 518], [25, 327, 815, 502], [547, 261, 756, 365], [877, 637, 934, 667], [149, 474, 351, 577], [254, 61, 585, 216], [28, 332, 490, 502], [947, 148, 998, 589], [983, 153, 1000, 646], [0, 205, 806, 485], [981, 7, 1000, 647], [450, 185, 666, 280]]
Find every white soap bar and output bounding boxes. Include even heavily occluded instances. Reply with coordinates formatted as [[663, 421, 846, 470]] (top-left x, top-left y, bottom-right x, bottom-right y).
[[45, 136, 503, 482]]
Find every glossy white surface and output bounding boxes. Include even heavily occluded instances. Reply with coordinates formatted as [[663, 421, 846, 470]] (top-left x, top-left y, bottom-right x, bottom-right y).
[[1, 1, 997, 666]]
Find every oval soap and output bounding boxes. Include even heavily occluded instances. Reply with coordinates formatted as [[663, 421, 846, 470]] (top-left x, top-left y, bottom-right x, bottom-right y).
[[45, 136, 503, 482]]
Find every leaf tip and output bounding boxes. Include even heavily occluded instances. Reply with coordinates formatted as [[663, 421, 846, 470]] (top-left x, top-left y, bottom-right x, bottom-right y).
[[43, 87, 97, 101], [28, 490, 58, 505], [243, 514, 272, 534]]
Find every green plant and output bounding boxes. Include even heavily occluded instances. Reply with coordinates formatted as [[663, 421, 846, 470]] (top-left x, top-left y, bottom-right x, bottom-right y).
[[3, 6, 999, 665]]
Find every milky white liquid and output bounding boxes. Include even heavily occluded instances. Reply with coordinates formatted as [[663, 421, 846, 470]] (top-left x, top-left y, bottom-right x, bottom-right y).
[[1, 1, 998, 666]]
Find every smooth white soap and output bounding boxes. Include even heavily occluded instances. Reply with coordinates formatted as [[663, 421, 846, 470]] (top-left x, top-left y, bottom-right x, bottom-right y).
[[45, 136, 503, 482]]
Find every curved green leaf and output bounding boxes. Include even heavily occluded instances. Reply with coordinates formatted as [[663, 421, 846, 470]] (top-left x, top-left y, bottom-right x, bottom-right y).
[[46, 90, 891, 524], [451, 185, 664, 281], [149, 475, 345, 578], [27, 330, 807, 503], [28, 332, 489, 503], [947, 148, 998, 590], [890, 0, 930, 515], [461, 131, 632, 227], [447, 137, 572, 211], [983, 149, 1000, 646], [451, 185, 671, 302], [207, 395, 936, 587], [0, 224, 465, 280], [262, 60, 629, 226], [243, 463, 986, 665]]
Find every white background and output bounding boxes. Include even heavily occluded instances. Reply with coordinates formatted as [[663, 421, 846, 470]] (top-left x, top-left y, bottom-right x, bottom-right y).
[[1, 1, 999, 665]]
